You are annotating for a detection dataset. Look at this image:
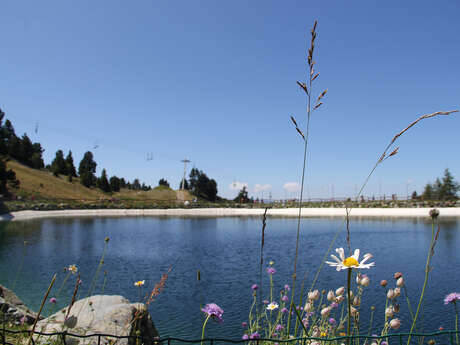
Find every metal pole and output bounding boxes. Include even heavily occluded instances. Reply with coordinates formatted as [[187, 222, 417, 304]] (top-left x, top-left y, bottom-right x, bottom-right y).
[[180, 159, 191, 190]]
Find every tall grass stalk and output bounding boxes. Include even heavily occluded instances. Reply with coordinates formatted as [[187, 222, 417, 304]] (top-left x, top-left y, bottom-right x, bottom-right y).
[[406, 211, 440, 345], [27, 273, 56, 345], [86, 237, 109, 298], [288, 19, 327, 333]]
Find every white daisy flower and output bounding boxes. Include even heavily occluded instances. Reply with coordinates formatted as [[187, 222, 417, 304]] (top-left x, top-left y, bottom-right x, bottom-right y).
[[266, 302, 279, 311], [325, 248, 375, 271]]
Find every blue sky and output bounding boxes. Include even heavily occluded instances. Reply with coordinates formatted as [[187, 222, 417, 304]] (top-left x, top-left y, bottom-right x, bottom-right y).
[[1, 1, 459, 200]]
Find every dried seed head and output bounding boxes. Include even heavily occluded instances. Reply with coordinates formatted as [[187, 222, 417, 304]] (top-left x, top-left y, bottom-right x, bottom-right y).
[[380, 280, 388, 287], [430, 209, 440, 219], [389, 147, 399, 157], [393, 272, 403, 279], [314, 102, 323, 110]]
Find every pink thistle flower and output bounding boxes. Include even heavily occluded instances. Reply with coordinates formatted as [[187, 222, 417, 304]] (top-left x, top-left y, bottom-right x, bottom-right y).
[[266, 267, 276, 275], [251, 284, 258, 291], [444, 293, 460, 305], [201, 303, 224, 323], [49, 297, 57, 303]]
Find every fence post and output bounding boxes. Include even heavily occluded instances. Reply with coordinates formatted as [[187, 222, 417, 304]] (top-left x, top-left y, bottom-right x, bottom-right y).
[[98, 334, 101, 345]]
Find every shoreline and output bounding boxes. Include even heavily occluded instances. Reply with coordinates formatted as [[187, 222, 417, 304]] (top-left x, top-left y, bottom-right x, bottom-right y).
[[1, 207, 460, 221]]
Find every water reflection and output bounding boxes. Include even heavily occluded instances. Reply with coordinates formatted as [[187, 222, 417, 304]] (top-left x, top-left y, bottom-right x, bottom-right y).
[[0, 216, 458, 339]]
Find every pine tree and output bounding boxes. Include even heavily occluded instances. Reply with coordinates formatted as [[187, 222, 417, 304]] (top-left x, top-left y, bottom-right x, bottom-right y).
[[159, 178, 170, 187], [65, 151, 77, 177], [51, 150, 67, 176], [97, 169, 111, 193], [234, 186, 249, 203], [78, 151, 97, 187], [109, 176, 120, 192], [0, 159, 20, 195], [440, 168, 459, 200]]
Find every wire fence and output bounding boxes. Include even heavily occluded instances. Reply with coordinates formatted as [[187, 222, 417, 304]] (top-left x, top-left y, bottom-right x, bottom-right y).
[[2, 328, 460, 345]]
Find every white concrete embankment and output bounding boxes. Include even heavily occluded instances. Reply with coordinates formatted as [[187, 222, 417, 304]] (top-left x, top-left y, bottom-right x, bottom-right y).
[[1, 207, 459, 222]]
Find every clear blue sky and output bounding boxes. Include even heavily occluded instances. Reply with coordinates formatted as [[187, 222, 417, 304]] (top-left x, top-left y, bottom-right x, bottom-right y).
[[1, 1, 459, 200]]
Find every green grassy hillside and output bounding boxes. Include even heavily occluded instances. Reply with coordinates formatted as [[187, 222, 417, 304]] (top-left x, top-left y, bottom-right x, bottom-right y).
[[6, 160, 194, 202]]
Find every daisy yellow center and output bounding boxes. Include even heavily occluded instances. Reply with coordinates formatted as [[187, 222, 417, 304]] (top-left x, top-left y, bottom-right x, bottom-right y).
[[343, 257, 359, 267]]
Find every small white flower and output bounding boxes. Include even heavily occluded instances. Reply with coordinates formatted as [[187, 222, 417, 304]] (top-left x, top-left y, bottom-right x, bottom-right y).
[[387, 289, 395, 299], [361, 275, 370, 287], [385, 306, 394, 318], [326, 248, 375, 271], [390, 318, 401, 329], [336, 287, 345, 296], [267, 302, 279, 311], [304, 302, 314, 312], [308, 290, 320, 301], [134, 280, 145, 287], [396, 277, 405, 287], [321, 307, 331, 316], [327, 290, 335, 301]]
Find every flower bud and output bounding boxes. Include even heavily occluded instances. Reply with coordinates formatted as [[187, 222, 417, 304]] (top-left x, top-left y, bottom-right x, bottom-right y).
[[389, 318, 401, 330], [387, 289, 395, 299], [337, 295, 345, 303], [336, 287, 345, 296], [394, 288, 401, 297], [393, 272, 403, 279], [353, 297, 360, 306], [304, 302, 314, 312], [360, 275, 370, 287], [321, 307, 331, 317], [380, 280, 388, 287], [327, 290, 335, 302], [308, 290, 320, 301], [350, 306, 358, 316], [393, 304, 400, 313], [429, 208, 439, 219], [396, 277, 404, 287], [356, 274, 362, 285], [385, 306, 394, 318]]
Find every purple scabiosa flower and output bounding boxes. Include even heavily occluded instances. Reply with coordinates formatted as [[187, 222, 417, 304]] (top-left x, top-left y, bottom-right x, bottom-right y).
[[281, 295, 289, 302], [263, 299, 269, 304], [242, 334, 249, 340], [331, 302, 339, 309], [242, 322, 247, 327], [381, 342, 388, 345], [251, 284, 258, 291], [328, 318, 336, 325], [266, 267, 276, 275], [250, 332, 260, 339], [201, 303, 224, 323], [275, 324, 284, 331], [281, 307, 288, 313], [444, 293, 460, 305], [284, 284, 290, 291], [49, 297, 57, 303]]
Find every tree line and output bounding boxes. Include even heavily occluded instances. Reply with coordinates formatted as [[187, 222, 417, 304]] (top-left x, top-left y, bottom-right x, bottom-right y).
[[0, 108, 220, 201], [414, 168, 459, 200]]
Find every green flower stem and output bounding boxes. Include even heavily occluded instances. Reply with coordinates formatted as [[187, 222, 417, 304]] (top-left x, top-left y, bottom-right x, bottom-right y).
[[407, 215, 436, 345], [201, 314, 211, 345], [455, 302, 459, 345], [347, 268, 352, 345]]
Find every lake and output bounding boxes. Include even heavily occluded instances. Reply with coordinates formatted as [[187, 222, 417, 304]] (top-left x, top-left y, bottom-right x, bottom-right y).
[[0, 215, 459, 340]]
